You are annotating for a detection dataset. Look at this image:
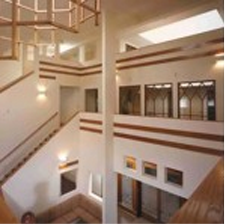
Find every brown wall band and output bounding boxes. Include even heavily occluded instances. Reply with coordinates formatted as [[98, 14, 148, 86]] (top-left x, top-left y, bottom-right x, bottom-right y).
[[39, 68, 81, 76], [80, 126, 102, 134], [117, 48, 224, 70], [114, 132, 223, 156], [114, 123, 223, 142], [117, 37, 223, 63], [80, 119, 102, 125], [39, 75, 56, 80]]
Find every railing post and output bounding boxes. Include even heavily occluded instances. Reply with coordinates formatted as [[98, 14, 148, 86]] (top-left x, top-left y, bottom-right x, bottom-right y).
[[12, 0, 18, 59]]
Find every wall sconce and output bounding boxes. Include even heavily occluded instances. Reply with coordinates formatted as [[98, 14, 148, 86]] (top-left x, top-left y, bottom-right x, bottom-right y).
[[58, 154, 68, 163], [37, 84, 47, 100], [37, 84, 47, 94], [215, 51, 224, 58], [58, 153, 68, 169], [215, 60, 224, 68], [214, 51, 224, 68]]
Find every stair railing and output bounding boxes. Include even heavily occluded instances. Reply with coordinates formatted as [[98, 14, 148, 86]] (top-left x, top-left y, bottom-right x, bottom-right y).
[[0, 112, 59, 182]]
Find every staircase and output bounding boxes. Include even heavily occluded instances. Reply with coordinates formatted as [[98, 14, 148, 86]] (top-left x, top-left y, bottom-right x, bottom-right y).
[[0, 193, 18, 223], [0, 111, 79, 187], [169, 158, 224, 223], [0, 128, 58, 186]]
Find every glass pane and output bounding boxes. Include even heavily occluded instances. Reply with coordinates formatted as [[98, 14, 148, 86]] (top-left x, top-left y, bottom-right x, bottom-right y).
[[160, 190, 180, 223], [143, 161, 157, 177], [121, 176, 133, 210], [145, 84, 172, 117], [119, 86, 141, 115], [166, 168, 183, 186], [141, 184, 157, 219], [178, 80, 215, 120], [125, 156, 136, 170]]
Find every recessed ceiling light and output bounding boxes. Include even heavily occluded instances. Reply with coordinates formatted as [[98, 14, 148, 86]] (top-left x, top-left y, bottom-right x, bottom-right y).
[[139, 9, 224, 44]]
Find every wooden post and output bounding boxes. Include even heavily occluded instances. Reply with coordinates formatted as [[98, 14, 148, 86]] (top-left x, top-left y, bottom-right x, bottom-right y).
[[75, 0, 80, 31], [132, 180, 142, 217], [12, 0, 18, 59], [47, 0, 53, 22], [95, 0, 100, 26], [117, 174, 122, 203], [156, 189, 161, 223]]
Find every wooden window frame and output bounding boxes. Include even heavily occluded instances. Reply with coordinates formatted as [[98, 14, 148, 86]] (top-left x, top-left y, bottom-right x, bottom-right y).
[[119, 85, 141, 115], [143, 161, 157, 178], [165, 167, 183, 187], [178, 80, 216, 120], [145, 83, 173, 118], [125, 156, 136, 171]]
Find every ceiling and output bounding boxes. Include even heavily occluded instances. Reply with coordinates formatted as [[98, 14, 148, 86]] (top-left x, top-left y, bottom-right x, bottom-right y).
[[65, 0, 223, 42], [0, 0, 223, 55]]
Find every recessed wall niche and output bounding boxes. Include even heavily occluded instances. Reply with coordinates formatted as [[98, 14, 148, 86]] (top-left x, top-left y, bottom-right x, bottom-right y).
[[60, 169, 77, 195]]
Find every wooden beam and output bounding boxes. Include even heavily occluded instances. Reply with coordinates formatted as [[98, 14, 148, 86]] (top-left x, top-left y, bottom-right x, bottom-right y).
[[80, 1, 99, 14], [51, 21, 78, 33], [0, 20, 51, 27], [80, 13, 95, 23]]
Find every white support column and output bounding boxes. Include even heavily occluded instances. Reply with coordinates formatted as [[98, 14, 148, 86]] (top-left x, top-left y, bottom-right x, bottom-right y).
[[141, 84, 145, 116], [173, 76, 178, 118], [102, 2, 118, 223]]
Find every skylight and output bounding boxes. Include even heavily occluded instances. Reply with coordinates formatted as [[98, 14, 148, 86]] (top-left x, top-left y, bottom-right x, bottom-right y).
[[59, 43, 76, 54], [139, 9, 224, 44]]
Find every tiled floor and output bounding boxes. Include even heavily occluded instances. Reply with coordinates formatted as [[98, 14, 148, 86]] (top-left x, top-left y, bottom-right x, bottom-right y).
[[118, 208, 152, 223]]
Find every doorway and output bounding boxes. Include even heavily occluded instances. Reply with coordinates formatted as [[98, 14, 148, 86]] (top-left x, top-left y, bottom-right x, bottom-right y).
[[118, 174, 186, 223], [85, 89, 98, 112], [118, 174, 141, 217], [60, 86, 80, 125]]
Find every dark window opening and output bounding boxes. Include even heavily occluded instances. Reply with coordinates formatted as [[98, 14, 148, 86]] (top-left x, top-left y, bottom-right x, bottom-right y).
[[119, 86, 141, 115], [85, 88, 98, 112], [166, 167, 183, 186]]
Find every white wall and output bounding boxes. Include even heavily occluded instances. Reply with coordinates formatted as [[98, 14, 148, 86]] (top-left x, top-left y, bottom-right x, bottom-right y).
[[80, 75, 102, 112], [78, 113, 104, 201], [39, 56, 81, 87], [114, 115, 223, 198], [0, 75, 59, 165], [116, 56, 224, 120], [2, 115, 80, 219], [0, 60, 22, 89], [116, 29, 224, 121]]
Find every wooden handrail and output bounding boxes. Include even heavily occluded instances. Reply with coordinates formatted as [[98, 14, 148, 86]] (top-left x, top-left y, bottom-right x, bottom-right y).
[[0, 112, 59, 164], [60, 111, 79, 127], [0, 70, 34, 94], [169, 158, 224, 223], [0, 111, 79, 186]]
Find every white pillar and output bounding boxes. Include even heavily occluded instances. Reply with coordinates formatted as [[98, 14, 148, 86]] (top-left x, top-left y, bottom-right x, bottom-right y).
[[79, 45, 85, 63], [102, 2, 118, 223]]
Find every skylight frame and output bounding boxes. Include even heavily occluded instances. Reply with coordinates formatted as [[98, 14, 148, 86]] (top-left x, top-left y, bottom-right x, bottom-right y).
[[139, 9, 224, 44]]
